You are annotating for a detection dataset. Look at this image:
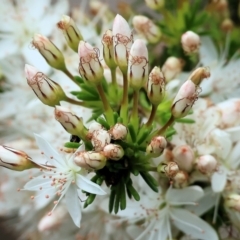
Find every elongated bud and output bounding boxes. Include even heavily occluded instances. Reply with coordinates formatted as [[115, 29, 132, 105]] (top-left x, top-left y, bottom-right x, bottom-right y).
[[74, 151, 106, 170], [146, 136, 167, 157], [132, 15, 161, 44], [103, 144, 124, 160], [157, 162, 179, 178], [112, 14, 133, 72], [0, 146, 36, 171], [221, 18, 234, 32], [172, 145, 194, 172], [57, 15, 83, 52], [78, 41, 103, 84], [38, 206, 67, 232], [225, 194, 240, 212], [196, 155, 218, 175], [102, 30, 117, 69], [145, 0, 164, 10], [32, 34, 66, 70], [54, 106, 86, 139], [162, 57, 183, 81], [91, 129, 111, 151], [173, 170, 189, 188], [147, 66, 165, 105], [171, 79, 199, 118], [109, 123, 128, 140], [189, 67, 210, 86], [128, 39, 148, 90], [181, 31, 200, 54], [25, 64, 66, 107]]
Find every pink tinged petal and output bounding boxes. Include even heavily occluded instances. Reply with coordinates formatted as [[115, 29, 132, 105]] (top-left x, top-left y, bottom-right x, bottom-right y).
[[34, 134, 66, 169], [25, 64, 39, 80], [170, 208, 218, 240], [166, 186, 204, 205], [76, 174, 106, 195], [211, 165, 228, 192], [65, 184, 82, 227], [113, 14, 132, 38]]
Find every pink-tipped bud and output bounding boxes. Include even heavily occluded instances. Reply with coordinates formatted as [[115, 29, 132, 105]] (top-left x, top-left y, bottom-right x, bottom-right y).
[[57, 15, 83, 52], [221, 18, 234, 32], [147, 66, 165, 105], [0, 146, 36, 171], [78, 41, 103, 84], [32, 34, 66, 70], [181, 31, 200, 54], [145, 0, 164, 10], [54, 106, 86, 138], [189, 67, 210, 86], [38, 206, 67, 232], [109, 123, 128, 140], [172, 145, 194, 172], [196, 155, 218, 175], [132, 15, 161, 44], [112, 14, 133, 72], [25, 64, 66, 107], [91, 129, 111, 151], [128, 39, 148, 90], [157, 162, 179, 178], [74, 151, 106, 170], [146, 136, 167, 157], [225, 194, 240, 212], [103, 144, 124, 160], [171, 79, 199, 118], [173, 170, 189, 188], [162, 56, 183, 81], [102, 29, 117, 69]]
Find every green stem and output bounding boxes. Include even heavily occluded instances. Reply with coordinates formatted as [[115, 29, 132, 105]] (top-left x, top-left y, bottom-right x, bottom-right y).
[[145, 104, 158, 127], [64, 96, 86, 106], [157, 115, 175, 135], [120, 71, 129, 125], [62, 68, 80, 86], [96, 84, 114, 126], [111, 67, 117, 88], [130, 90, 139, 134]]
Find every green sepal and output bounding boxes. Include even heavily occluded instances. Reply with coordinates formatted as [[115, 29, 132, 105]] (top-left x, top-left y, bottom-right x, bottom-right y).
[[128, 124, 137, 142], [96, 116, 110, 129], [74, 76, 84, 84], [140, 171, 158, 192], [64, 142, 80, 148], [109, 187, 116, 213], [76, 92, 100, 101], [126, 184, 140, 201], [175, 118, 195, 124]]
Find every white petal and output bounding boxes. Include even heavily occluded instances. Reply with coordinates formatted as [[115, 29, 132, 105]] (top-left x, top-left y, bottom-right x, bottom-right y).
[[166, 186, 204, 205], [171, 208, 218, 240], [34, 133, 66, 169], [76, 175, 106, 195], [24, 175, 52, 190], [228, 141, 240, 169], [211, 165, 227, 192], [65, 184, 82, 227], [225, 126, 240, 142]]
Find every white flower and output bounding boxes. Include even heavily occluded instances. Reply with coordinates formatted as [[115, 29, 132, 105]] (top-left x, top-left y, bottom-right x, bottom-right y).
[[23, 134, 106, 227]]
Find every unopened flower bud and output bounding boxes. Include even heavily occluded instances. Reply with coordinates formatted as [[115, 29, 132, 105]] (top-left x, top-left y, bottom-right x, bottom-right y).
[[103, 144, 124, 160], [128, 39, 148, 90], [132, 15, 161, 44], [173, 170, 189, 188], [147, 66, 165, 105], [189, 67, 210, 86], [78, 41, 103, 84], [162, 57, 183, 81], [171, 79, 199, 118], [54, 106, 86, 139], [25, 64, 66, 107], [145, 0, 164, 10], [225, 194, 240, 211], [172, 145, 194, 172], [38, 206, 67, 232], [157, 162, 179, 178], [215, 0, 228, 11], [74, 151, 106, 170], [146, 136, 167, 157], [181, 31, 200, 54], [102, 29, 117, 69], [91, 129, 111, 151], [112, 14, 133, 72], [0, 146, 36, 171], [196, 155, 218, 175], [109, 123, 128, 140], [32, 34, 66, 70], [221, 19, 234, 32], [57, 15, 83, 52], [88, 122, 104, 135]]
